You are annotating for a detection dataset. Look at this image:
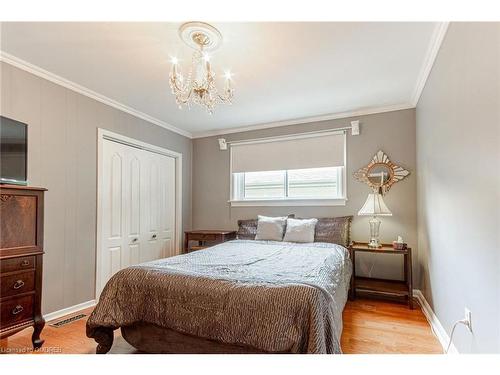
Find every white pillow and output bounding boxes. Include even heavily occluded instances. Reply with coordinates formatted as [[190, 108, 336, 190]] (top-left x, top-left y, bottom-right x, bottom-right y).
[[283, 218, 318, 243], [255, 215, 287, 241]]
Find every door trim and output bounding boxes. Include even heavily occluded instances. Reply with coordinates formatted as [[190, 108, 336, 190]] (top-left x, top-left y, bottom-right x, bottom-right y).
[[95, 128, 183, 298]]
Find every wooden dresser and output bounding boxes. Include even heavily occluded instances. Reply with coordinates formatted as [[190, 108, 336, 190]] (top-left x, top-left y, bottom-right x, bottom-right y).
[[0, 185, 46, 348]]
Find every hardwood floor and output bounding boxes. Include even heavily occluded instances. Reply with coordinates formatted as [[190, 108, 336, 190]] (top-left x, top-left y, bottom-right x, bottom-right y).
[[0, 298, 442, 354], [341, 299, 442, 354]]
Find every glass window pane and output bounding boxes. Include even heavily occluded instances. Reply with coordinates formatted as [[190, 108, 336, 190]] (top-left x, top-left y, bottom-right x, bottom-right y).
[[287, 167, 339, 198], [244, 170, 286, 199]]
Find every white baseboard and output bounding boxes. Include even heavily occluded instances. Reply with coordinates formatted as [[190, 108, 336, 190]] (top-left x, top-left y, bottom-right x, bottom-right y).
[[43, 300, 96, 323], [413, 289, 458, 354]]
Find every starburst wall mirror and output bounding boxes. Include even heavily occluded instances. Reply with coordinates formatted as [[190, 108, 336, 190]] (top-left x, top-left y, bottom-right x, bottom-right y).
[[354, 150, 410, 195]]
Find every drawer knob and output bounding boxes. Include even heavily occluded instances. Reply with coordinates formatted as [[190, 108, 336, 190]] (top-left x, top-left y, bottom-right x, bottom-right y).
[[12, 305, 24, 315], [21, 260, 30, 267], [13, 280, 25, 289], [152, 234, 157, 239]]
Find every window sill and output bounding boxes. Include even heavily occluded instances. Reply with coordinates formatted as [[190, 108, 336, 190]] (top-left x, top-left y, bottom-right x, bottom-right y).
[[228, 198, 347, 207]]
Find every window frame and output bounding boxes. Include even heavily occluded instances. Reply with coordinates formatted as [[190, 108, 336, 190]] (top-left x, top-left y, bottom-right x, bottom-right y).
[[228, 131, 347, 207]]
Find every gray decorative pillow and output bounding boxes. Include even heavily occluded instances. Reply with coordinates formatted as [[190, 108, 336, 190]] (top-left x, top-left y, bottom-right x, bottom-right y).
[[283, 218, 318, 243], [236, 219, 259, 240], [255, 215, 287, 241], [313, 216, 352, 246]]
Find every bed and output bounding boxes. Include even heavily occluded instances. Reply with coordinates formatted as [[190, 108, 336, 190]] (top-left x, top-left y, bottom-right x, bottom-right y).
[[86, 216, 352, 354]]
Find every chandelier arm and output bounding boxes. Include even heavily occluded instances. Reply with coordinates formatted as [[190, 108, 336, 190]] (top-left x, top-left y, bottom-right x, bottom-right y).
[[170, 71, 195, 104], [170, 78, 185, 93], [177, 91, 191, 105], [217, 92, 232, 102], [185, 87, 194, 102]]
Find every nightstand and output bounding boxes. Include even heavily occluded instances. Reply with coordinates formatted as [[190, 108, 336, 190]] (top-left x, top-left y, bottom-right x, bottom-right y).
[[349, 241, 414, 309], [184, 230, 237, 253]]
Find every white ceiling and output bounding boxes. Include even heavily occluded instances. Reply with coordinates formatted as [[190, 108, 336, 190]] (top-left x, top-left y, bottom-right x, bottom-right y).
[[0, 22, 441, 137]]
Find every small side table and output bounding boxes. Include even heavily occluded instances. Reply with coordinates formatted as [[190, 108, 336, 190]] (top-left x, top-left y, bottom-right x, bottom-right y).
[[349, 241, 414, 309], [184, 230, 237, 253]]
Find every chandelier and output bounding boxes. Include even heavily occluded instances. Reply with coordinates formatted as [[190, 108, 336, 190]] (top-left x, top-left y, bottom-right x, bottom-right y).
[[169, 22, 234, 114]]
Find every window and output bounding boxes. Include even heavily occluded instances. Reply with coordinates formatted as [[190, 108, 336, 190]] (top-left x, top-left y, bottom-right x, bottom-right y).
[[287, 167, 341, 198], [233, 167, 344, 202], [229, 131, 346, 206], [242, 170, 286, 199]]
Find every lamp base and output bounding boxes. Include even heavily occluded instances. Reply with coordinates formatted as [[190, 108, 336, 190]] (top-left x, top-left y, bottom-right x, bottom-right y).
[[368, 217, 382, 248], [368, 239, 382, 248]]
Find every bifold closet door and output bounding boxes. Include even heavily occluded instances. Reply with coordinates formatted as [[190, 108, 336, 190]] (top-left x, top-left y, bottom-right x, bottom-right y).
[[100, 139, 176, 293], [140, 150, 176, 263]]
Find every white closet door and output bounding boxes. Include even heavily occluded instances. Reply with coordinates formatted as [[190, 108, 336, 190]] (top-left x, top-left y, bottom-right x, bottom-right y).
[[127, 152, 142, 266], [140, 150, 176, 262], [100, 140, 128, 293], [158, 154, 176, 259], [100, 139, 176, 293]]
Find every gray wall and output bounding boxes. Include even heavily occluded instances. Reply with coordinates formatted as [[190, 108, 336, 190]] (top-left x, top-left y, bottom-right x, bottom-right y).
[[0, 62, 192, 315], [193, 109, 417, 280], [416, 23, 500, 353]]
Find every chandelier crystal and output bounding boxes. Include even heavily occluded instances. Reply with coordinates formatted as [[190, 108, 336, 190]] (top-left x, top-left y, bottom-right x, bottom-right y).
[[169, 22, 234, 114]]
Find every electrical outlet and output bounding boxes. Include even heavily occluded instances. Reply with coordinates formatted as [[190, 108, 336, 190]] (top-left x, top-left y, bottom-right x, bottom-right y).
[[464, 307, 473, 332]]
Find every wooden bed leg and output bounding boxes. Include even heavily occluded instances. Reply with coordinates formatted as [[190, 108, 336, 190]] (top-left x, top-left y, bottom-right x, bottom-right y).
[[93, 328, 114, 354]]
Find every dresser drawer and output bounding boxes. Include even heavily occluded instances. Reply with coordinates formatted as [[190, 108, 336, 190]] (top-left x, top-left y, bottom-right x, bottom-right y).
[[1, 271, 35, 298], [0, 295, 34, 327], [0, 256, 35, 273]]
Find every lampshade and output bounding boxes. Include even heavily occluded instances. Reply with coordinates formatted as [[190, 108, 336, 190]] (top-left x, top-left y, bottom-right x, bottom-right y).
[[358, 193, 392, 216]]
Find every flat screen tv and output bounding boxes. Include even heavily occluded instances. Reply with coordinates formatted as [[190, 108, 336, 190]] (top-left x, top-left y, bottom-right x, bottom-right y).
[[0, 116, 28, 185]]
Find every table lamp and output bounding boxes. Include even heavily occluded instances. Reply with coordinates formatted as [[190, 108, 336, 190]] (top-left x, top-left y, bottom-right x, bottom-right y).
[[358, 192, 392, 248]]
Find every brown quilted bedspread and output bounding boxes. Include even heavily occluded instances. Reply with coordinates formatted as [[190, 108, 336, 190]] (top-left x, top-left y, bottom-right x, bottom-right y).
[[86, 240, 352, 354]]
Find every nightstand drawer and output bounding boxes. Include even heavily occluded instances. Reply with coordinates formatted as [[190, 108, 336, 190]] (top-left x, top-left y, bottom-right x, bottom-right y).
[[184, 230, 237, 253], [190, 233, 220, 241]]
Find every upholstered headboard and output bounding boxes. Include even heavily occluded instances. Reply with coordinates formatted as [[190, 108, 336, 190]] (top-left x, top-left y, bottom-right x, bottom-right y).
[[236, 215, 353, 247]]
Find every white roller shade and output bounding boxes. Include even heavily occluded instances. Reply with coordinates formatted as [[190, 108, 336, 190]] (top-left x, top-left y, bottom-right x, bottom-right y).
[[231, 132, 345, 173]]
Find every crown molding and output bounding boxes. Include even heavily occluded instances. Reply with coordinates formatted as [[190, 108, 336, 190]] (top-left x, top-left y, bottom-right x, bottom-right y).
[[411, 22, 450, 106], [191, 103, 415, 138], [0, 51, 193, 139]]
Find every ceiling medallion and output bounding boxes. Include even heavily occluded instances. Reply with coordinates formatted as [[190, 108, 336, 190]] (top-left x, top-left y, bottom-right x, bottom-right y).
[[169, 22, 234, 114]]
